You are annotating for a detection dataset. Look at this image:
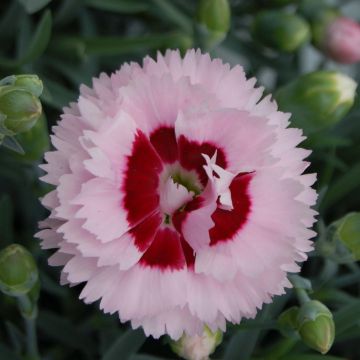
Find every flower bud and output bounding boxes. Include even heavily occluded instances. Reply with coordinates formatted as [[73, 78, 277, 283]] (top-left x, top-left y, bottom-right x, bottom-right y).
[[277, 306, 300, 338], [170, 327, 222, 360], [0, 244, 39, 297], [320, 16, 360, 64], [197, 0, 231, 46], [0, 87, 42, 134], [336, 212, 360, 261], [9, 115, 49, 162], [252, 10, 310, 52], [0, 74, 43, 97], [276, 71, 357, 133], [297, 300, 335, 354]]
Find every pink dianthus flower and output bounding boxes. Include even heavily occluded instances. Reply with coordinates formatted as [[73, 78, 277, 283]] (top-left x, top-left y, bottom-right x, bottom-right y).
[[37, 49, 317, 339]]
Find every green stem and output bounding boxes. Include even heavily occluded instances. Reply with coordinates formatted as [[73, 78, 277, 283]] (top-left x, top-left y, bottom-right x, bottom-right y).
[[24, 316, 39, 360], [17, 296, 40, 360], [295, 288, 311, 305]]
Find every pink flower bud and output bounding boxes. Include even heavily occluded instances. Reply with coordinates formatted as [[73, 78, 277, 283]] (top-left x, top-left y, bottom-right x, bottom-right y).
[[324, 17, 360, 64]]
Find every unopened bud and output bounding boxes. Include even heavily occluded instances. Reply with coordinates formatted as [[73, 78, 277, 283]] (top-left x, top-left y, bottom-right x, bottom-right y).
[[297, 300, 335, 354], [277, 306, 300, 338], [321, 16, 360, 64], [0, 244, 39, 297], [170, 327, 222, 360], [252, 10, 310, 52], [197, 0, 231, 46], [0, 87, 42, 134], [276, 71, 357, 133]]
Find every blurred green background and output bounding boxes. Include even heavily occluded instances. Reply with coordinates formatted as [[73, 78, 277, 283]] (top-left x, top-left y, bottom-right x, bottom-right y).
[[1, 0, 360, 359]]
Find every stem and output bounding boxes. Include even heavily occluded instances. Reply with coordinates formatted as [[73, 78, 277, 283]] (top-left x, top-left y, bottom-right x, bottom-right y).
[[17, 295, 40, 360], [24, 316, 39, 360], [295, 288, 311, 305]]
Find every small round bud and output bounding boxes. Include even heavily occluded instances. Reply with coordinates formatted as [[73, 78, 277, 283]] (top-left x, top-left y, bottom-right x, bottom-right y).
[[252, 11, 310, 52], [297, 300, 335, 354], [170, 326, 222, 360], [0, 244, 39, 297], [0, 87, 42, 134], [276, 71, 357, 133], [197, 0, 231, 46]]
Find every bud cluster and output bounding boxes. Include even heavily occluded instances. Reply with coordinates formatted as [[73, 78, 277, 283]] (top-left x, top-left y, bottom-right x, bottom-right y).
[[0, 75, 43, 144]]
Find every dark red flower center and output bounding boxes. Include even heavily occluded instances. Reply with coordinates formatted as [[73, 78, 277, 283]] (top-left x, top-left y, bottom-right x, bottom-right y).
[[123, 126, 253, 271]]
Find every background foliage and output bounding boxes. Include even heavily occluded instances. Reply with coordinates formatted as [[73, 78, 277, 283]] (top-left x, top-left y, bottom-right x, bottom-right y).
[[0, 0, 360, 359]]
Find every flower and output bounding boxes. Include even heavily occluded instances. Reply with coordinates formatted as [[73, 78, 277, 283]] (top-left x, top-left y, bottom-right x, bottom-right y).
[[37, 49, 317, 339]]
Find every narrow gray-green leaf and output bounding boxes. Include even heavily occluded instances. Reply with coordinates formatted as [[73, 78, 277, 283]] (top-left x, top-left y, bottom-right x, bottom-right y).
[[37, 310, 95, 353], [333, 300, 360, 335], [149, 0, 192, 33], [20, 10, 52, 64], [280, 355, 346, 360], [0, 344, 22, 360], [321, 162, 360, 212], [18, 0, 53, 14], [102, 328, 146, 360], [85, 0, 149, 13], [1, 136, 25, 154]]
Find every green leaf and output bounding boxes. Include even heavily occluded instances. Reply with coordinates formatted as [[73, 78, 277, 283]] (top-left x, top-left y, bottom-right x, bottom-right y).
[[1, 136, 25, 155], [85, 0, 149, 13], [37, 310, 95, 354], [5, 322, 24, 355], [279, 355, 346, 360], [321, 162, 360, 212], [0, 10, 52, 67], [41, 78, 77, 110], [0, 344, 22, 360], [102, 328, 146, 360], [53, 33, 191, 57], [223, 328, 260, 360], [149, 0, 193, 33], [333, 300, 360, 335], [18, 0, 53, 14], [336, 213, 360, 260], [20, 10, 52, 64]]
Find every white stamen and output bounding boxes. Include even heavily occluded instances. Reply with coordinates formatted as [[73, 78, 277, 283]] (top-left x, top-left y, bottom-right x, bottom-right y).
[[202, 152, 236, 211]]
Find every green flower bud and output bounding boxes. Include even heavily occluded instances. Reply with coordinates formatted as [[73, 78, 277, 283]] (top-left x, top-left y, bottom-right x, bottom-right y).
[[0, 75, 43, 97], [8, 115, 49, 162], [0, 87, 42, 134], [336, 212, 360, 261], [170, 326, 222, 360], [197, 0, 231, 46], [277, 306, 300, 338], [297, 300, 335, 354], [0, 244, 39, 297], [276, 71, 357, 133], [252, 10, 310, 52]]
